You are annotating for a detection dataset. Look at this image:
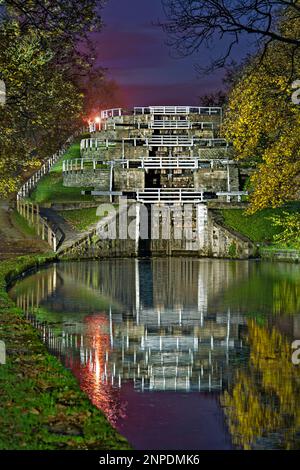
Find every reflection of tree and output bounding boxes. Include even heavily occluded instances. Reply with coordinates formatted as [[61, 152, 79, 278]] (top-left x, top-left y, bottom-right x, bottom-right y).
[[220, 263, 300, 317], [222, 320, 300, 449], [272, 280, 300, 316]]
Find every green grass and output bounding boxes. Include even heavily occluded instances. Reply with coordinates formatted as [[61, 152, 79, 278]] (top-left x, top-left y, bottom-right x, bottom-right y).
[[0, 255, 130, 450], [59, 208, 101, 231], [28, 139, 97, 204], [59, 205, 119, 232], [220, 202, 300, 244], [10, 210, 36, 237], [29, 172, 95, 204], [51, 141, 84, 173]]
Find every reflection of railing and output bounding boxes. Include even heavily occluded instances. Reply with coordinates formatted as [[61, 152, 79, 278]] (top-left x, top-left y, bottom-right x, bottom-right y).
[[12, 259, 250, 393], [22, 310, 237, 393]]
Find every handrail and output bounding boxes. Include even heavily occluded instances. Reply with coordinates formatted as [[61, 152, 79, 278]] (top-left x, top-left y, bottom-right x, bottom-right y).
[[134, 106, 222, 116], [92, 106, 223, 122], [149, 121, 217, 130], [136, 188, 247, 204], [80, 137, 230, 151], [62, 156, 236, 173], [62, 158, 111, 173], [16, 132, 81, 252], [100, 108, 123, 119]]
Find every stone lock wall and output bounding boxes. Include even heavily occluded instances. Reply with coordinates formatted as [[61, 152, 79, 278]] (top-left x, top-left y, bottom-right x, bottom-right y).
[[147, 205, 254, 258], [160, 170, 194, 188], [81, 144, 150, 160], [193, 167, 239, 192], [114, 168, 145, 191], [197, 148, 234, 159], [61, 203, 255, 260], [63, 169, 110, 189]]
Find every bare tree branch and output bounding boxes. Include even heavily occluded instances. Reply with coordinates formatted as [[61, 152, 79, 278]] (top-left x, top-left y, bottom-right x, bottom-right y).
[[161, 0, 300, 70]]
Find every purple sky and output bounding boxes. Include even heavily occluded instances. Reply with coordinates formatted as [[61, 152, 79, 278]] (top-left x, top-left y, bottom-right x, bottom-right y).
[[95, 0, 249, 107]]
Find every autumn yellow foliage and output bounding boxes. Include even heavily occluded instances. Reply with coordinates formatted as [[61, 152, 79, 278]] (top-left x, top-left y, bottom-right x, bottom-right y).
[[224, 12, 300, 213], [222, 320, 300, 449]]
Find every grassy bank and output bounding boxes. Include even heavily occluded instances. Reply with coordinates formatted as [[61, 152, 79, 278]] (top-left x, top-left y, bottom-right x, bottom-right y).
[[28, 139, 97, 204], [58, 205, 119, 232], [58, 208, 101, 231], [0, 254, 130, 450], [220, 202, 300, 245]]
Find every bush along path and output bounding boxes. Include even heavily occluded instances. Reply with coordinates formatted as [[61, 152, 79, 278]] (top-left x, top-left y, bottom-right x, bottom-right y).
[[0, 254, 131, 450]]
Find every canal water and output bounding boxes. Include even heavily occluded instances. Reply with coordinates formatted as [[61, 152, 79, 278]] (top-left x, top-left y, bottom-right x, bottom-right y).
[[9, 258, 300, 450]]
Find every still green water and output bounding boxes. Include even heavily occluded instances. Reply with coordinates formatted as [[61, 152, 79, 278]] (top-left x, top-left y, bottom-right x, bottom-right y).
[[9, 258, 300, 450]]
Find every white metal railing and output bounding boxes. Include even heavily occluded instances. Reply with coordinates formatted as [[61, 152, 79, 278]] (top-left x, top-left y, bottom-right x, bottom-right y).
[[145, 137, 228, 147], [216, 192, 248, 202], [81, 137, 229, 151], [63, 158, 111, 173], [17, 148, 66, 199], [195, 138, 228, 147], [134, 106, 222, 116], [80, 138, 112, 151], [136, 188, 206, 203], [63, 157, 236, 173], [100, 108, 123, 119], [139, 157, 235, 169], [145, 136, 193, 147], [150, 120, 190, 129], [149, 121, 216, 130], [16, 199, 60, 251], [136, 188, 247, 204], [91, 106, 222, 121], [140, 157, 198, 169], [16, 134, 79, 251]]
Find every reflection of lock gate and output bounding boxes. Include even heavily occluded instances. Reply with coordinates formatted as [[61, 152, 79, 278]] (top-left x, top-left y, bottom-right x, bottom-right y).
[[22, 309, 246, 393], [15, 261, 248, 393]]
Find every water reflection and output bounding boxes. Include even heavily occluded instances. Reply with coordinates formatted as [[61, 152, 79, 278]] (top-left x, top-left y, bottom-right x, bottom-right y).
[[10, 258, 300, 449]]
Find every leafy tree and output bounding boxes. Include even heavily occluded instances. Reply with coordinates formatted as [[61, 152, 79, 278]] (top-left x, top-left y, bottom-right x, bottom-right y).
[[0, 1, 113, 196], [223, 11, 300, 212], [199, 90, 227, 107], [271, 212, 300, 248]]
